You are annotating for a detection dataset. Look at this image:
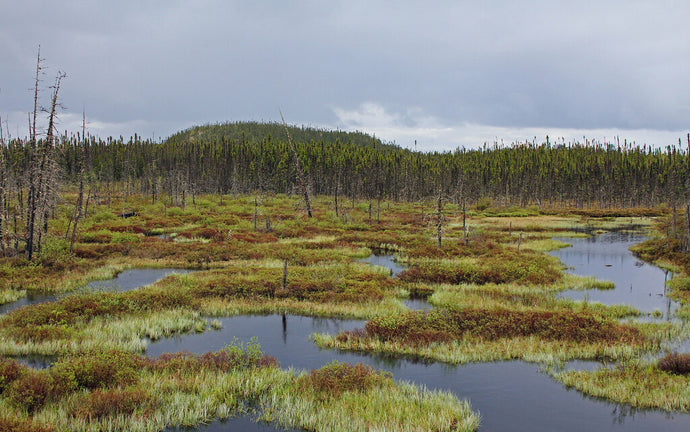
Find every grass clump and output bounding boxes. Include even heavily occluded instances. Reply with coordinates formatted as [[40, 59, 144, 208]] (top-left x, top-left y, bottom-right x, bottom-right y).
[[297, 361, 392, 399], [67, 388, 157, 420], [0, 417, 52, 432], [355, 308, 642, 345], [657, 352, 690, 375], [556, 359, 690, 412]]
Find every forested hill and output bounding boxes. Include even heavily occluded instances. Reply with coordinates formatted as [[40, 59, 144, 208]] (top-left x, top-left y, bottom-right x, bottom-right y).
[[167, 122, 395, 150]]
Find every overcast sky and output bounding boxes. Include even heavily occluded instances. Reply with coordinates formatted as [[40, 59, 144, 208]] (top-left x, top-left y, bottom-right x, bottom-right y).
[[1, 1, 689, 151]]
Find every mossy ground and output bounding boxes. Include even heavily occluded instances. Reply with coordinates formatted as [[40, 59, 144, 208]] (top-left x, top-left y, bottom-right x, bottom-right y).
[[0, 193, 684, 428]]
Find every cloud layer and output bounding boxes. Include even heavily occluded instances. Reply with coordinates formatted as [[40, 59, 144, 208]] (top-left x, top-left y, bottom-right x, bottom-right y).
[[1, 1, 688, 149]]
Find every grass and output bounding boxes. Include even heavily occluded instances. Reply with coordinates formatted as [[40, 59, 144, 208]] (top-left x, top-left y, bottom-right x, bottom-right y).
[[0, 192, 685, 427], [0, 341, 479, 432], [555, 359, 690, 412]]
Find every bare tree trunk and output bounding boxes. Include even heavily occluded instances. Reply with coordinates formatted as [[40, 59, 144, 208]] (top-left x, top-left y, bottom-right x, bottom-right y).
[[0, 125, 5, 256], [25, 47, 43, 260], [686, 204, 690, 253], [70, 112, 87, 253], [437, 189, 443, 248], [280, 112, 312, 218]]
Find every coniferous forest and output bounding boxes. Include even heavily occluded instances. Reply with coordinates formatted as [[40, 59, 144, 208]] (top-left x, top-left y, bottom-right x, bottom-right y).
[[4, 121, 690, 208]]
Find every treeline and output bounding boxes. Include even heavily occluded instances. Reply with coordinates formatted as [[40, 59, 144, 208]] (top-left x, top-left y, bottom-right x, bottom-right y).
[[3, 122, 690, 210]]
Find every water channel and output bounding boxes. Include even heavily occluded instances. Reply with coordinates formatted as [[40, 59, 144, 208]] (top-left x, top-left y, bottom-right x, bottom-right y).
[[551, 231, 680, 319], [158, 235, 690, 432], [5, 237, 689, 431], [0, 268, 191, 315]]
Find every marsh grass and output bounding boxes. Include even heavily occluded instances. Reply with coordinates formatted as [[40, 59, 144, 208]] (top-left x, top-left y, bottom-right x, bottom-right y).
[[8, 344, 480, 432], [254, 359, 479, 432], [0, 194, 679, 427], [556, 361, 690, 412], [0, 287, 27, 305]]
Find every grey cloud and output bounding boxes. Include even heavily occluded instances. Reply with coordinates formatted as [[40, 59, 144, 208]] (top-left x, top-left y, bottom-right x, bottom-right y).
[[1, 1, 688, 144]]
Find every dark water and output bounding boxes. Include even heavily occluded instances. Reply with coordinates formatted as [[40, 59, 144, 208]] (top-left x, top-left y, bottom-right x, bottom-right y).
[[150, 314, 690, 432], [83, 268, 190, 292], [0, 292, 57, 315], [0, 268, 189, 315], [358, 253, 406, 276], [403, 298, 433, 311], [551, 231, 679, 318]]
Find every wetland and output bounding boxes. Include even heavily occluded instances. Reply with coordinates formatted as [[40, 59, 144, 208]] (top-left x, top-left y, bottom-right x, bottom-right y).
[[1, 194, 689, 432]]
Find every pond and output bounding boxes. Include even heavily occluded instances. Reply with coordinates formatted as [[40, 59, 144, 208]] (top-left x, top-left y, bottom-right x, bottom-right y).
[[152, 231, 690, 431], [358, 252, 406, 277], [0, 268, 190, 315], [151, 314, 690, 432], [550, 231, 680, 319]]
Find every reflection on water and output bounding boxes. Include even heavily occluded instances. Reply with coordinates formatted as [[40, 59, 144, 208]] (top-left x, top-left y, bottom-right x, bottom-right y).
[[551, 231, 679, 319], [149, 314, 690, 432]]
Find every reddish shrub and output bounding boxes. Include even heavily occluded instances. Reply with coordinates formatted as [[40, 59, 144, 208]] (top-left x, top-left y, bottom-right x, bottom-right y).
[[145, 346, 277, 373], [69, 388, 155, 420], [14, 325, 74, 343], [6, 370, 56, 413], [299, 361, 392, 398], [0, 357, 27, 392], [362, 308, 643, 345], [658, 352, 690, 375], [0, 417, 52, 432], [53, 351, 142, 390]]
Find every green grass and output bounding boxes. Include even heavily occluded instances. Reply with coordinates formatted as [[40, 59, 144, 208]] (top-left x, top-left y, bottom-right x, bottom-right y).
[[0, 192, 684, 427], [555, 361, 690, 412], [1, 342, 480, 432]]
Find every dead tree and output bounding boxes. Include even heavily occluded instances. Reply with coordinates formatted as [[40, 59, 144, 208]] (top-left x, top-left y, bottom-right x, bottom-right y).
[[68, 111, 87, 253], [0, 117, 6, 255], [280, 112, 312, 218], [436, 187, 444, 248], [25, 48, 65, 260], [25, 47, 43, 260]]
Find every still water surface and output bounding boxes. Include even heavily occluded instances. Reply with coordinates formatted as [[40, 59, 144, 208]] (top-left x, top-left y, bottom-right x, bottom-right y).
[[5, 244, 688, 431], [0, 268, 190, 315], [551, 231, 679, 319], [158, 233, 690, 431]]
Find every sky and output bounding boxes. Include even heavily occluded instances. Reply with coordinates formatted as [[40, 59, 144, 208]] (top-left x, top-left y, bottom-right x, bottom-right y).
[[1, 1, 689, 152]]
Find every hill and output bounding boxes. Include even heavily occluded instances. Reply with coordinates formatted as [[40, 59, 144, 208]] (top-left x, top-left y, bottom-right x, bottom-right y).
[[166, 121, 397, 150]]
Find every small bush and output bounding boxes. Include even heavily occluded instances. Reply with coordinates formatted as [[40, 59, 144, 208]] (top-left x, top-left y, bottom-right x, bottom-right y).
[[298, 361, 392, 398], [658, 352, 690, 375], [69, 388, 155, 420], [53, 351, 142, 390], [0, 417, 52, 432], [0, 357, 27, 392], [6, 370, 56, 413], [407, 284, 434, 299], [14, 325, 74, 343], [362, 308, 643, 345], [146, 340, 278, 372]]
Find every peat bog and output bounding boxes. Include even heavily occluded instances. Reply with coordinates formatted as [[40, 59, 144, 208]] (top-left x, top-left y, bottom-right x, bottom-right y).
[[1, 194, 690, 431]]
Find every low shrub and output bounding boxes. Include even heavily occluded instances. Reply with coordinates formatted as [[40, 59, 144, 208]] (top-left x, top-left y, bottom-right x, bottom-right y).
[[657, 352, 690, 375], [361, 308, 642, 345], [399, 252, 560, 286], [146, 340, 277, 372], [0, 357, 27, 392], [69, 388, 155, 420], [298, 361, 393, 398], [0, 417, 52, 432], [14, 325, 74, 343], [6, 370, 57, 413], [52, 350, 142, 390]]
